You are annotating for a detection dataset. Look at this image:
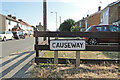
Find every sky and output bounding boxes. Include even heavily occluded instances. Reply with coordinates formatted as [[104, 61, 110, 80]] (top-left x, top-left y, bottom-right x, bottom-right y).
[[0, 0, 118, 31]]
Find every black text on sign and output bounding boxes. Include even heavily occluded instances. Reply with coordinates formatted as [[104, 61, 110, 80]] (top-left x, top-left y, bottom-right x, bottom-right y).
[[50, 40, 86, 51]]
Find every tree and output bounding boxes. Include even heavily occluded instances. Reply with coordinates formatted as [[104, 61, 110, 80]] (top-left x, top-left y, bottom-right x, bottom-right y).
[[59, 19, 75, 32], [71, 26, 81, 32]]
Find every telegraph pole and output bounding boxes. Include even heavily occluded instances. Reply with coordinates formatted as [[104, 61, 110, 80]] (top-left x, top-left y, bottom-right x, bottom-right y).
[[55, 12, 57, 31], [43, 0, 47, 40], [59, 16, 61, 31], [51, 12, 58, 31]]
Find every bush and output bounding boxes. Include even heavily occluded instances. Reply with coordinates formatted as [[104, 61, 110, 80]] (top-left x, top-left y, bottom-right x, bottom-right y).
[[59, 19, 75, 32]]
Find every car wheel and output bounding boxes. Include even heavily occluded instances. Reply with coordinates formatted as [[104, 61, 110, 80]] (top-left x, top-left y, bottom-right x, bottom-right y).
[[22, 36, 25, 39], [3, 37, 6, 41], [88, 38, 97, 45]]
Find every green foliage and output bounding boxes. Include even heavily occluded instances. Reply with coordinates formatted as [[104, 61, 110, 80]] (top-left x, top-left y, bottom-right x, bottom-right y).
[[59, 19, 75, 32], [71, 26, 81, 32]]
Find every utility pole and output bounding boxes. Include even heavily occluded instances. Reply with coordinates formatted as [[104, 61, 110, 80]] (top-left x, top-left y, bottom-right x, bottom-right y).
[[55, 12, 57, 31], [60, 16, 61, 25], [51, 12, 58, 31], [43, 0, 47, 41]]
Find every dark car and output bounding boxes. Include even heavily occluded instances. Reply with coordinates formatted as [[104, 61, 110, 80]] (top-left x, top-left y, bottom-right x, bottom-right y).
[[84, 25, 120, 45], [12, 31, 25, 39]]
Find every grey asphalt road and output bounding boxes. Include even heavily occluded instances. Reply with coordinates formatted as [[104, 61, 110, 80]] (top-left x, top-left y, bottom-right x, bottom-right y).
[[0, 37, 43, 57], [0, 37, 44, 79]]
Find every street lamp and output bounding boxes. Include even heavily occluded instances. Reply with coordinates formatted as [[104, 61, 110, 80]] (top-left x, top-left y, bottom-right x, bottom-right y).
[[50, 12, 57, 31]]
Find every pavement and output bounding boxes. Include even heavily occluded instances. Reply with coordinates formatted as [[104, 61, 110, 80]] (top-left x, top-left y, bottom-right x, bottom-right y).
[[0, 46, 35, 79], [0, 37, 44, 79]]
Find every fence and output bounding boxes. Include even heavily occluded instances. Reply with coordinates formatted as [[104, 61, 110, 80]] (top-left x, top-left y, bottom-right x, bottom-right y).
[[34, 31, 120, 66]]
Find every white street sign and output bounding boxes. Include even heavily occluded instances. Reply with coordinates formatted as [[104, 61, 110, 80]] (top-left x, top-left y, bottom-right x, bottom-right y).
[[50, 40, 86, 50]]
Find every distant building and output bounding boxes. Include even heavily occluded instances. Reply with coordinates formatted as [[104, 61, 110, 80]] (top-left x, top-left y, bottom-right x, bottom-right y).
[[75, 6, 101, 31], [86, 11, 101, 28], [75, 0, 120, 32], [0, 14, 33, 35], [85, 6, 101, 29], [36, 22, 49, 31], [75, 17, 85, 32], [0, 14, 19, 32], [100, 0, 120, 25], [36, 22, 44, 31]]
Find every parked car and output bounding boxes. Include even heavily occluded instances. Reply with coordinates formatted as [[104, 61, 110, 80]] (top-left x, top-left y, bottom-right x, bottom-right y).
[[84, 25, 120, 45], [12, 31, 25, 39], [0, 31, 14, 41]]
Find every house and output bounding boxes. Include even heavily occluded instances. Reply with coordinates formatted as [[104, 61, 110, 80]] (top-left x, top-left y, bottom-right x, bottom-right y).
[[0, 14, 20, 32], [0, 14, 6, 32], [0, 14, 33, 35], [36, 22, 44, 31], [85, 6, 101, 29], [86, 12, 101, 28], [18, 19, 34, 35], [100, 0, 120, 25], [75, 6, 101, 31], [75, 17, 86, 31]]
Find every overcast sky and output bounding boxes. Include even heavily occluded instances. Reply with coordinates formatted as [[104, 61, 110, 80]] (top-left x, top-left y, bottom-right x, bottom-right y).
[[1, 0, 118, 31]]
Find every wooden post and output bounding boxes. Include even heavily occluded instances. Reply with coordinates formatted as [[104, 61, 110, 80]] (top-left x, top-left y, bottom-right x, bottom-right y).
[[54, 51, 58, 64], [54, 37, 58, 64], [43, 0, 47, 41], [76, 51, 80, 67], [48, 37, 50, 45], [35, 37, 39, 65]]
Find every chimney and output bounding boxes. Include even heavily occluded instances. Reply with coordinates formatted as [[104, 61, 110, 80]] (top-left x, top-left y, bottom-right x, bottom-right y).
[[18, 19, 22, 21], [8, 14, 12, 17], [98, 6, 101, 11], [12, 16, 16, 20]]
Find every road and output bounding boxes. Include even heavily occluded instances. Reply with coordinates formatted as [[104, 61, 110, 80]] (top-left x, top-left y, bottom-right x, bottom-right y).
[[0, 37, 36, 57], [0, 37, 44, 79]]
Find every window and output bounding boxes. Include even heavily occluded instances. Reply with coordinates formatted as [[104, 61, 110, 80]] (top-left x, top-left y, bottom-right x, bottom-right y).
[[96, 26, 109, 32], [102, 26, 109, 31], [109, 26, 120, 32], [96, 26, 102, 31]]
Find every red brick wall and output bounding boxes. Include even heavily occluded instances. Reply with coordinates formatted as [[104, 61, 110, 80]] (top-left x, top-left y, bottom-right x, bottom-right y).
[[87, 12, 101, 28], [109, 3, 119, 24]]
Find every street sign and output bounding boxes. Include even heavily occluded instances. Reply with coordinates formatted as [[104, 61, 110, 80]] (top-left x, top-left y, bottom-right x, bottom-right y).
[[50, 40, 86, 51]]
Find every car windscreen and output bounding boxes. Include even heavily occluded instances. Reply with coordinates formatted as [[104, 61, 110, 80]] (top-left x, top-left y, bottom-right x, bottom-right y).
[[85, 26, 92, 32]]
